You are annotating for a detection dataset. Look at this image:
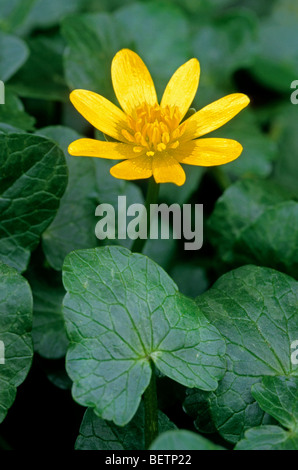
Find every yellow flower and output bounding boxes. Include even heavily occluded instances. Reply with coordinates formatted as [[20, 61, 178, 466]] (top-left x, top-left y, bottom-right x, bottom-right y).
[[68, 49, 250, 186]]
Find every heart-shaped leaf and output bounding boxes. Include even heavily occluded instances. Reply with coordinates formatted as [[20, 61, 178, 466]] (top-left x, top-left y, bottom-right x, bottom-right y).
[[213, 114, 278, 180], [235, 425, 297, 450], [0, 0, 86, 35], [184, 265, 298, 443], [252, 376, 298, 431], [62, 246, 226, 426], [192, 10, 257, 87], [150, 429, 225, 451], [62, 3, 192, 100], [250, 0, 298, 92], [237, 201, 298, 278], [208, 179, 291, 270], [271, 104, 298, 198], [0, 31, 28, 81], [0, 133, 68, 272], [236, 376, 298, 450], [9, 35, 69, 101], [114, 2, 191, 96], [75, 403, 176, 450], [0, 261, 33, 423], [0, 91, 35, 131], [62, 13, 124, 99]]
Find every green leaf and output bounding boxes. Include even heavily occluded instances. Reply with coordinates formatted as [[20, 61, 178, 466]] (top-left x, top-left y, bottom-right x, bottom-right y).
[[252, 376, 298, 431], [208, 179, 290, 266], [0, 31, 28, 81], [209, 178, 298, 278], [150, 429, 225, 450], [0, 133, 68, 272], [75, 403, 176, 450], [81, 0, 133, 13], [170, 0, 235, 15], [38, 126, 99, 271], [62, 246, 226, 426], [47, 368, 72, 390], [236, 376, 298, 450], [222, 130, 277, 180], [21, 0, 86, 34], [0, 261, 33, 423], [62, 4, 192, 134], [235, 201, 298, 278], [0, 0, 36, 33], [8, 34, 69, 101], [0, 124, 22, 134], [0, 0, 86, 35], [213, 112, 278, 180], [0, 90, 35, 131], [192, 10, 257, 87], [115, 2, 191, 97], [271, 104, 298, 198], [235, 425, 298, 451], [233, 0, 275, 17], [184, 265, 298, 443], [250, 0, 298, 92], [27, 270, 68, 359], [62, 12, 125, 98]]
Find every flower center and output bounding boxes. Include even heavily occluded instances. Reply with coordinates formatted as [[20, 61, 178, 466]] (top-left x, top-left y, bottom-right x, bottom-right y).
[[121, 103, 186, 157]]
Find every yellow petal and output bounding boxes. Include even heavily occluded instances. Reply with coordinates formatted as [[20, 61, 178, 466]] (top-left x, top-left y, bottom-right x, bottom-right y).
[[110, 155, 153, 180], [68, 138, 135, 160], [160, 58, 200, 121], [152, 153, 186, 186], [111, 49, 157, 115], [181, 93, 250, 140], [174, 138, 243, 166], [70, 90, 127, 142]]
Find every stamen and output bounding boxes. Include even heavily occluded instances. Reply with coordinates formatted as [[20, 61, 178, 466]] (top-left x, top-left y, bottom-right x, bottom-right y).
[[133, 146, 143, 153], [162, 132, 170, 144], [178, 121, 187, 136], [171, 129, 180, 140], [157, 143, 166, 152], [134, 131, 142, 143], [127, 103, 183, 158], [169, 141, 179, 149], [122, 129, 135, 142], [152, 127, 160, 147], [135, 119, 143, 132]]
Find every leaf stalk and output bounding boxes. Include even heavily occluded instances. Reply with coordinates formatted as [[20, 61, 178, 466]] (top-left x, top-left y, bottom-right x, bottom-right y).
[[144, 361, 158, 449]]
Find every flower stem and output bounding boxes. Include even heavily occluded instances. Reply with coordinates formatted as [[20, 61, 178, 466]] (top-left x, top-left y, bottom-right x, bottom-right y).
[[144, 361, 158, 449], [131, 177, 160, 253]]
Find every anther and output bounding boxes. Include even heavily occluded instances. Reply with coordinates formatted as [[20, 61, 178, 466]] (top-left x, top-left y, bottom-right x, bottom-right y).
[[157, 143, 166, 152], [122, 129, 135, 142], [133, 146, 143, 153], [169, 141, 179, 149]]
